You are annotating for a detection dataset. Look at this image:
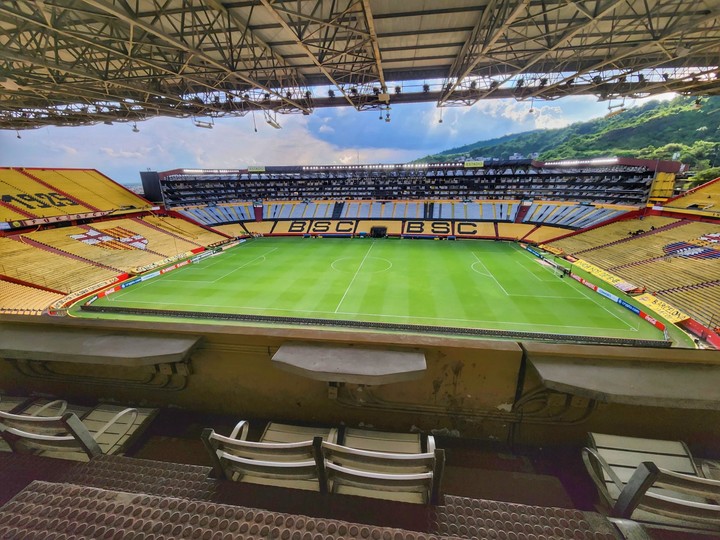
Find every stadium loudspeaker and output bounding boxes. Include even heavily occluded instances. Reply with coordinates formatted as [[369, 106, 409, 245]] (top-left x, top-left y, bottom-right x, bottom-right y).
[[370, 226, 387, 238]]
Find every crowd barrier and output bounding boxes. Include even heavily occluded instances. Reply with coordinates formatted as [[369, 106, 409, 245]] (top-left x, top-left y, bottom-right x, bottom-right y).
[[679, 319, 720, 349]]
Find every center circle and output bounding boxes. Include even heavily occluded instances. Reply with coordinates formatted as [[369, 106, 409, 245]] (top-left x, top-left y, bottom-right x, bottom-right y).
[[331, 257, 392, 274]]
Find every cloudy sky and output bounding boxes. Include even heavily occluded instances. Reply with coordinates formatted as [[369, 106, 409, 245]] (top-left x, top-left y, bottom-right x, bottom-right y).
[[0, 94, 661, 186]]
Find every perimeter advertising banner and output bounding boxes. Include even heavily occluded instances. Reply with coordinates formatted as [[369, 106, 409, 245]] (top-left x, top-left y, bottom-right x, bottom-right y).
[[573, 259, 626, 287], [634, 293, 690, 324]]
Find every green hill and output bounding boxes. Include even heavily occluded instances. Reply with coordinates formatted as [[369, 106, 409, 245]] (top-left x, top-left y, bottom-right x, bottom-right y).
[[417, 96, 720, 172]]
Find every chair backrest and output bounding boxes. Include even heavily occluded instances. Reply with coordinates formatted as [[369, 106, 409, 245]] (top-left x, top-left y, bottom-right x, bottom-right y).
[[342, 427, 434, 454], [613, 462, 720, 528], [320, 440, 444, 504], [586, 432, 699, 505], [0, 411, 102, 458], [201, 428, 320, 486]]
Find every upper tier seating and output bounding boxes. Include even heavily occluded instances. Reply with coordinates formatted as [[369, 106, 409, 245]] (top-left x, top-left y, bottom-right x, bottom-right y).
[[0, 237, 117, 293], [161, 164, 657, 206], [664, 178, 720, 214], [0, 280, 64, 315], [1, 168, 95, 221], [29, 169, 149, 212]]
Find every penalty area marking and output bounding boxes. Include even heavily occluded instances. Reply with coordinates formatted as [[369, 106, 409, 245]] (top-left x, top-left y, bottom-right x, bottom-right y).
[[161, 247, 277, 285], [508, 244, 557, 283], [471, 252, 509, 296]]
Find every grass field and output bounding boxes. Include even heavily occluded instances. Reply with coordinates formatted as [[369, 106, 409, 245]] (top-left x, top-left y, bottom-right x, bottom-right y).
[[78, 237, 673, 343]]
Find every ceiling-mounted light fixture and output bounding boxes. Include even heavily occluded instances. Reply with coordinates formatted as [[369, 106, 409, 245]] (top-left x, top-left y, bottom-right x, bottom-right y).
[[264, 110, 281, 129], [193, 117, 214, 129], [132, 122, 139, 133]]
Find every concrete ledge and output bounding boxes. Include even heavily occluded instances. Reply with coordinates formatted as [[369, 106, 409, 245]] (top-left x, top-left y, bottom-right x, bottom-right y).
[[528, 356, 720, 410], [272, 341, 426, 384], [0, 323, 201, 367]]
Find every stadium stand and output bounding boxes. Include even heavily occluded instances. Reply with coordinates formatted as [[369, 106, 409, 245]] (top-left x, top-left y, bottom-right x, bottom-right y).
[[496, 223, 536, 240], [91, 218, 200, 258], [21, 225, 163, 272], [569, 221, 702, 270], [659, 285, 720, 328], [140, 215, 227, 247], [662, 177, 720, 216], [522, 202, 626, 229], [548, 219, 720, 326], [172, 198, 628, 234], [156, 160, 670, 205], [213, 223, 249, 237], [524, 226, 572, 244], [548, 216, 678, 254], [0, 236, 116, 293], [0, 280, 64, 315], [28, 169, 149, 212], [1, 168, 95, 219]]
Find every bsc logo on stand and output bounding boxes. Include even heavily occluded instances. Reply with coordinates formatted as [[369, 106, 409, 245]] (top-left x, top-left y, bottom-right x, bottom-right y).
[[663, 232, 720, 259]]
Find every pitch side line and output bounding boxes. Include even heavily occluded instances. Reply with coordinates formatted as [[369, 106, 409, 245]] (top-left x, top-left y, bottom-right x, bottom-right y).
[[162, 247, 277, 284], [471, 252, 509, 296], [532, 252, 638, 331], [334, 241, 375, 313], [210, 248, 277, 283], [508, 243, 558, 283], [99, 296, 632, 332]]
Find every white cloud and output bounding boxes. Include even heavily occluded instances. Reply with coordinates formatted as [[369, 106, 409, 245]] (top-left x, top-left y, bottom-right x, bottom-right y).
[[100, 147, 145, 159], [0, 94, 628, 184], [45, 142, 80, 156]]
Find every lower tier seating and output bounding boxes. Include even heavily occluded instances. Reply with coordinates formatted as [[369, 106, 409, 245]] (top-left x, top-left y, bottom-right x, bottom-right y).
[[548, 216, 677, 254], [0, 237, 117, 294], [0, 280, 64, 315], [141, 215, 227, 246]]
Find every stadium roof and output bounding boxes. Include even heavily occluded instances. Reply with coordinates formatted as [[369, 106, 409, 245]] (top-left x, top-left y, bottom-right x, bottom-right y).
[[2, 0, 720, 129]]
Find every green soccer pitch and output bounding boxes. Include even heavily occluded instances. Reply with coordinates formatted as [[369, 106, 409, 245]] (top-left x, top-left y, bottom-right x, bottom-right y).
[[76, 237, 689, 345]]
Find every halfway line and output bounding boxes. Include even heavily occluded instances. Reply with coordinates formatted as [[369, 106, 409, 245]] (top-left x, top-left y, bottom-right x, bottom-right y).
[[335, 241, 375, 312]]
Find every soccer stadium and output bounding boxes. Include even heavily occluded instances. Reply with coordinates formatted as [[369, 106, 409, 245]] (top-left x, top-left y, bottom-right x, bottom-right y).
[[1, 2, 720, 540]]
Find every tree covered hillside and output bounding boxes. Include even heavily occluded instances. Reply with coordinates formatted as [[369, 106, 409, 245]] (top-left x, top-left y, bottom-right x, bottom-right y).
[[418, 96, 720, 172]]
